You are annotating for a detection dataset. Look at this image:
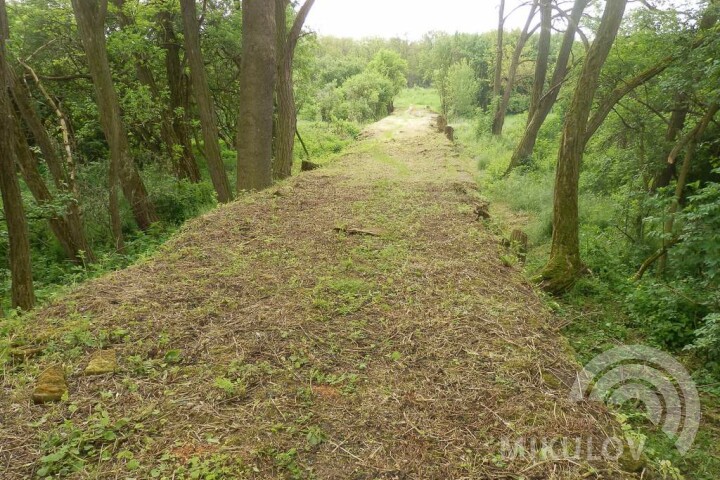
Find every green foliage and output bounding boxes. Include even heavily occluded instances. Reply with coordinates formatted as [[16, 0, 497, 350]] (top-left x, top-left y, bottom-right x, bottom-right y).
[[150, 179, 216, 226], [37, 408, 134, 478], [299, 37, 414, 123], [366, 49, 408, 96], [335, 70, 396, 122], [446, 60, 479, 118], [626, 280, 705, 349]]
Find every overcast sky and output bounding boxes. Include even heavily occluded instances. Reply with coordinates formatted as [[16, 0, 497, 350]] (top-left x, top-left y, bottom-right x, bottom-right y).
[[305, 0, 534, 40]]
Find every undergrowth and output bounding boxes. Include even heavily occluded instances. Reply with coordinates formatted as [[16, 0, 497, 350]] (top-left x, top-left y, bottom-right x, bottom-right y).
[[443, 90, 720, 479]]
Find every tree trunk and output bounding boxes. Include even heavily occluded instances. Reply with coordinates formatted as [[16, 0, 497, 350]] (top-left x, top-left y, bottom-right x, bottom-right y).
[[539, 0, 627, 294], [71, 0, 158, 237], [273, 0, 315, 181], [8, 69, 94, 263], [0, 2, 35, 309], [492, 1, 538, 136], [652, 96, 687, 190], [657, 103, 719, 273], [114, 0, 200, 184], [237, 0, 277, 192], [12, 116, 86, 263], [179, 0, 233, 202], [653, 1, 717, 191], [528, 0, 552, 122], [490, 0, 505, 132], [506, 0, 588, 173], [159, 7, 201, 183]]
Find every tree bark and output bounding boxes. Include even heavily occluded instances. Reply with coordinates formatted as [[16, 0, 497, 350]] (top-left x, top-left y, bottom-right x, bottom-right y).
[[492, 0, 505, 135], [652, 96, 687, 190], [539, 0, 627, 294], [506, 0, 588, 173], [492, 0, 538, 135], [0, 1, 35, 309], [585, 59, 675, 143], [71, 0, 157, 239], [273, 0, 315, 181], [11, 115, 89, 263], [179, 0, 233, 202], [237, 0, 277, 192], [528, 0, 552, 122]]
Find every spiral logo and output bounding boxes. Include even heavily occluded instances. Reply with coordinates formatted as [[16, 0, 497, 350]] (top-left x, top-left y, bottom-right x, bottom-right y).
[[570, 345, 700, 455]]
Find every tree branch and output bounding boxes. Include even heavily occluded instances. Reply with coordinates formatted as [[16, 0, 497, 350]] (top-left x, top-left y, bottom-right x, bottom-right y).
[[633, 236, 680, 281]]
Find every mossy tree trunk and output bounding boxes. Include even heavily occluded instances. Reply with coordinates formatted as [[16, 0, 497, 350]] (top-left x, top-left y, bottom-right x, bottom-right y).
[[273, 0, 315, 181], [159, 7, 201, 183], [179, 0, 233, 202], [527, 0, 552, 122], [490, 0, 505, 135], [71, 0, 158, 243], [539, 0, 627, 294], [657, 103, 719, 273], [0, 1, 35, 309], [8, 69, 94, 264], [237, 0, 276, 192], [114, 0, 201, 184]]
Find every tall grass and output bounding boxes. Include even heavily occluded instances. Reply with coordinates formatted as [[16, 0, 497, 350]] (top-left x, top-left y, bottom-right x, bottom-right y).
[[394, 87, 442, 112]]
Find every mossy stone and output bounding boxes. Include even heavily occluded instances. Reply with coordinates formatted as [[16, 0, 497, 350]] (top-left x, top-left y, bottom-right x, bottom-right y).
[[32, 365, 68, 404], [84, 349, 117, 376]]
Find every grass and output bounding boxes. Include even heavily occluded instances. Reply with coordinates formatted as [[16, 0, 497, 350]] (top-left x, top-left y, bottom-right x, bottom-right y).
[[394, 86, 442, 112]]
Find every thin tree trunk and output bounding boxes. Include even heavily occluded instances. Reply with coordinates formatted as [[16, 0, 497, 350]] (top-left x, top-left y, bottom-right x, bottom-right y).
[[653, 2, 717, 191], [0, 1, 35, 309], [71, 0, 157, 238], [492, 0, 538, 135], [652, 95, 687, 190], [12, 115, 86, 263], [237, 0, 277, 192], [114, 0, 198, 183], [492, 0, 505, 135], [10, 67, 66, 186], [179, 0, 232, 202], [506, 0, 588, 173], [17, 64, 79, 198], [585, 59, 675, 143], [273, 0, 315, 180], [539, 0, 627, 294], [528, 0, 552, 122], [657, 103, 719, 273], [159, 7, 201, 182], [8, 68, 94, 263]]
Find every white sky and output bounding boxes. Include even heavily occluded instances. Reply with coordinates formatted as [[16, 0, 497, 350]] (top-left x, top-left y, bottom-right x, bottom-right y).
[[306, 0, 534, 40]]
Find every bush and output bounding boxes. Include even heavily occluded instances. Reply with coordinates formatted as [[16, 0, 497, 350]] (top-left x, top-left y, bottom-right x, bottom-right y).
[[366, 49, 408, 96], [335, 70, 395, 122], [446, 60, 479, 118], [626, 280, 707, 350], [151, 179, 216, 226]]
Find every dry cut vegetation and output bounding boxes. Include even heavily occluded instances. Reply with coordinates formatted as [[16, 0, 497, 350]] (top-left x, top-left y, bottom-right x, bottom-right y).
[[2, 109, 631, 479]]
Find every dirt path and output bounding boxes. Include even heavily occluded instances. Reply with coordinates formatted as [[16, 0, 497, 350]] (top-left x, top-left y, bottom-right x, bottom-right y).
[[2, 109, 628, 479]]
